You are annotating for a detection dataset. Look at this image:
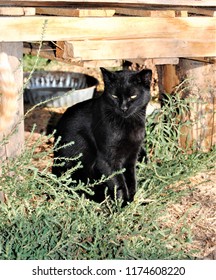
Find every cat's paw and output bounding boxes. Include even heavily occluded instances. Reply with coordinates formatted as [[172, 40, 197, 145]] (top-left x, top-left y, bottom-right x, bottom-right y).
[[138, 147, 148, 164], [117, 188, 124, 200], [117, 187, 133, 207]]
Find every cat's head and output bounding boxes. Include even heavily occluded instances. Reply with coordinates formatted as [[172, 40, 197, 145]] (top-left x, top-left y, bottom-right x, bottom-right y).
[[100, 68, 152, 118]]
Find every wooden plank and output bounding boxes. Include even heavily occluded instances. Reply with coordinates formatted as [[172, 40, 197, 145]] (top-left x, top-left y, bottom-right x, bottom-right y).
[[23, 42, 122, 67], [116, 9, 189, 17], [128, 58, 179, 65], [116, 9, 176, 17], [187, 8, 216, 16], [162, 64, 180, 94], [153, 58, 179, 65], [83, 60, 122, 68], [2, 1, 216, 8], [0, 7, 35, 15], [175, 10, 188, 17], [0, 16, 215, 43], [60, 38, 216, 60], [188, 57, 216, 63], [36, 8, 115, 17]]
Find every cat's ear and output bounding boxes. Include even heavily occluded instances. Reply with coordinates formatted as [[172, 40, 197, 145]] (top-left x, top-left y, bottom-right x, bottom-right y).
[[137, 69, 152, 88], [100, 68, 115, 84]]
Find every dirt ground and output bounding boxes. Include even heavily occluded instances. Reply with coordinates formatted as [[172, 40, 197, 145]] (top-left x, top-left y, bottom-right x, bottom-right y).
[[164, 170, 216, 260], [23, 64, 216, 260]]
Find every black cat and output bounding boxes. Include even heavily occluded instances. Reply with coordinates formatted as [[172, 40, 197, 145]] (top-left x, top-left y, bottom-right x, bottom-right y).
[[52, 68, 152, 205]]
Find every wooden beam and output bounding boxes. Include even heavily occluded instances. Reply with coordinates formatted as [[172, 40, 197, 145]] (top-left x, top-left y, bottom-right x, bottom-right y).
[[0, 16, 215, 43], [162, 64, 180, 94], [152, 58, 179, 65], [188, 57, 216, 63], [23, 42, 123, 67], [2, 1, 216, 8], [116, 9, 176, 17], [175, 10, 188, 17], [83, 60, 122, 68], [128, 58, 179, 65], [59, 38, 216, 60], [36, 8, 116, 17], [187, 8, 216, 16], [0, 7, 35, 15]]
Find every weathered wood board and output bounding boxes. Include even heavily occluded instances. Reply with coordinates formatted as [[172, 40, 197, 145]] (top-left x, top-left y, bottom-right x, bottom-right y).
[[188, 7, 216, 16], [115, 8, 176, 17], [36, 8, 115, 17], [59, 38, 215, 60], [0, 7, 35, 15], [0, 16, 215, 42], [2, 0, 216, 8], [0, 17, 215, 59]]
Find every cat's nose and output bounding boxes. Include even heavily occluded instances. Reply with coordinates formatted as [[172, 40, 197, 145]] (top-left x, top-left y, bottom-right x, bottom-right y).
[[121, 105, 128, 112]]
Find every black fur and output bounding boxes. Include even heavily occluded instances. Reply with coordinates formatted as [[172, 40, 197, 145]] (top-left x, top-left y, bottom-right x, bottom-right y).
[[52, 68, 152, 205]]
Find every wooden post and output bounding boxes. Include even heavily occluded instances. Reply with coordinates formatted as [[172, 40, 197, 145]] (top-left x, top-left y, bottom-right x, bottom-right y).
[[0, 42, 24, 160], [159, 59, 216, 152]]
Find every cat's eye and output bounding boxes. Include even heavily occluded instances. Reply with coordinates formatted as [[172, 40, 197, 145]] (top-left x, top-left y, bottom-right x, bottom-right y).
[[112, 94, 118, 99], [130, 95, 137, 100]]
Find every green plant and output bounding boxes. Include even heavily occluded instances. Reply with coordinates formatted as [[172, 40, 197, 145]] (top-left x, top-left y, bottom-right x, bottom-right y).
[[23, 54, 51, 72]]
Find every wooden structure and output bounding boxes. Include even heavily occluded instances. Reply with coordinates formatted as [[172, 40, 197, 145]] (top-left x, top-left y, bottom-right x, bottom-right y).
[[0, 0, 215, 159]]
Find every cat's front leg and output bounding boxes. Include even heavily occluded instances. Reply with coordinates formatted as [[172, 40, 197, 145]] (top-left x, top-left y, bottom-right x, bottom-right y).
[[95, 156, 129, 203], [124, 162, 137, 202], [137, 146, 148, 164], [114, 173, 129, 203]]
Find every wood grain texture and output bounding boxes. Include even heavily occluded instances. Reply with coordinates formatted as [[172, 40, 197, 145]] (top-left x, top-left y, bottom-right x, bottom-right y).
[[129, 58, 179, 65], [187, 7, 216, 16], [3, 1, 216, 8], [0, 16, 215, 43], [61, 38, 216, 60], [115, 8, 176, 17], [36, 8, 115, 17], [0, 7, 35, 15]]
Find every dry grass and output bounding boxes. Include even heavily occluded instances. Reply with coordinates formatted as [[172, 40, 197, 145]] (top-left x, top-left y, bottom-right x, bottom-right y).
[[160, 170, 216, 259]]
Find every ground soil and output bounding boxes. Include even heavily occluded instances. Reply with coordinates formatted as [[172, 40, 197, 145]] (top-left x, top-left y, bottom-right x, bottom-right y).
[[23, 64, 216, 260]]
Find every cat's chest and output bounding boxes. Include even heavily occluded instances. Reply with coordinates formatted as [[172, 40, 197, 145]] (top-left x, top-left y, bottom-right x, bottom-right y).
[[119, 126, 143, 142], [106, 121, 144, 147]]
